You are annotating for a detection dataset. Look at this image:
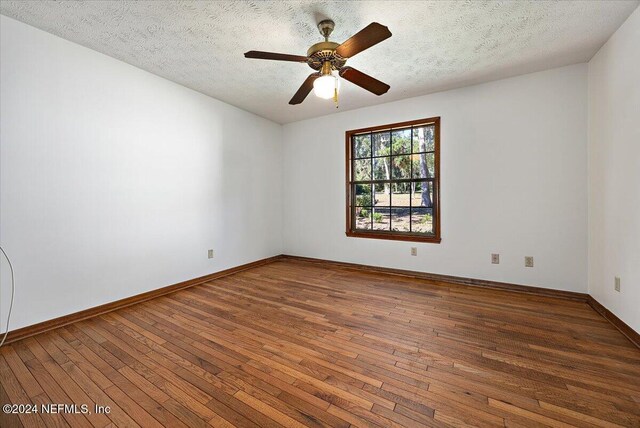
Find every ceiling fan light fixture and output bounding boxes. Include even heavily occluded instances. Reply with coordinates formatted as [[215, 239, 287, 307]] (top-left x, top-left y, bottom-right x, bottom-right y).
[[313, 73, 339, 99]]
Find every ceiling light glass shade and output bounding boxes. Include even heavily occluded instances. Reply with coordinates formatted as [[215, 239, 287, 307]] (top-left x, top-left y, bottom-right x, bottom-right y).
[[313, 74, 340, 99]]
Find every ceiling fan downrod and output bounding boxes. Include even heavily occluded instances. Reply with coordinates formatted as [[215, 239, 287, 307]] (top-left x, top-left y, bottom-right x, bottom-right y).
[[320, 61, 332, 76]]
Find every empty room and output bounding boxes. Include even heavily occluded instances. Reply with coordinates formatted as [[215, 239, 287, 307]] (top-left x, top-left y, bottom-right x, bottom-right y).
[[1, 1, 639, 427]]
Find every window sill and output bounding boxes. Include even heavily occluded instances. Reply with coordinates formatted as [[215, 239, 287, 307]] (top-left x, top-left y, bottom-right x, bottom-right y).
[[345, 230, 442, 243]]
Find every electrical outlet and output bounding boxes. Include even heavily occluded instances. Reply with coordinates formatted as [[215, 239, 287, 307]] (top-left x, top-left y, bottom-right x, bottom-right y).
[[208, 249, 214, 259], [615, 277, 620, 292], [491, 254, 500, 264], [411, 247, 417, 256], [525, 256, 534, 268]]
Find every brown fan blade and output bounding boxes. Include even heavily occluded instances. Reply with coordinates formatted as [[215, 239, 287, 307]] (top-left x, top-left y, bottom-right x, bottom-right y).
[[335, 23, 391, 58], [289, 74, 320, 105], [339, 67, 389, 95], [244, 51, 308, 62]]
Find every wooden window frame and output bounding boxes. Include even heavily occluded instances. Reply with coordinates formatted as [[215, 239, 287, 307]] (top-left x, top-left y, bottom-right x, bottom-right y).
[[345, 116, 441, 243]]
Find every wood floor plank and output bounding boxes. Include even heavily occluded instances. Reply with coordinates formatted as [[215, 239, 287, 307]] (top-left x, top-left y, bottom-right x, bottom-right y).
[[18, 339, 93, 428], [34, 335, 113, 428], [1, 259, 639, 427], [0, 353, 47, 428]]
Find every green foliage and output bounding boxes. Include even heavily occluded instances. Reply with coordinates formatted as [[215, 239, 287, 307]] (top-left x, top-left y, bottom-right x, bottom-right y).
[[355, 159, 372, 181], [392, 155, 411, 179], [356, 193, 372, 206], [355, 184, 372, 206], [391, 128, 411, 154], [373, 132, 389, 156], [354, 135, 371, 158], [420, 213, 433, 224], [358, 208, 369, 218], [373, 212, 384, 222]]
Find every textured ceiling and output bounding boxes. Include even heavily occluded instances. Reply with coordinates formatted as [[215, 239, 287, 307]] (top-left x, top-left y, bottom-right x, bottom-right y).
[[1, 1, 638, 124]]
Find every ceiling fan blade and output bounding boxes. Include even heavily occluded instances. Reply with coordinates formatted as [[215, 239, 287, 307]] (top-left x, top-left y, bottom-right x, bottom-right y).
[[244, 51, 308, 62], [335, 23, 391, 58], [339, 67, 389, 95], [289, 74, 320, 105]]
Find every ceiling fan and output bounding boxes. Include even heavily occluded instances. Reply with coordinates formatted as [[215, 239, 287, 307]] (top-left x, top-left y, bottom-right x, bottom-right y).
[[244, 20, 392, 105]]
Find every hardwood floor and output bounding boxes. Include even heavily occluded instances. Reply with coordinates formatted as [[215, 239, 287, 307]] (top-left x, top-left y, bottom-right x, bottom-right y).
[[1, 259, 639, 427]]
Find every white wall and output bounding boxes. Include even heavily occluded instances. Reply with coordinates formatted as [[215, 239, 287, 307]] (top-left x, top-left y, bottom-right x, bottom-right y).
[[283, 64, 588, 293], [0, 16, 283, 331], [588, 8, 640, 332]]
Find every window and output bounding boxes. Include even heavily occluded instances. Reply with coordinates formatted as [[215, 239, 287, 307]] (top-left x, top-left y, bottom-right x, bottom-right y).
[[346, 117, 441, 243]]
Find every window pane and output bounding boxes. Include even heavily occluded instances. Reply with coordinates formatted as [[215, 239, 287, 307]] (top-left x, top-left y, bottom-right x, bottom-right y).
[[410, 183, 424, 207], [373, 183, 389, 207], [412, 125, 435, 153], [354, 134, 371, 159], [373, 131, 390, 157], [355, 207, 372, 230], [391, 207, 410, 232], [392, 129, 411, 155], [373, 157, 390, 181], [411, 207, 434, 234], [354, 159, 371, 181], [392, 155, 411, 179], [355, 184, 373, 206], [391, 184, 411, 207], [411, 152, 435, 178], [411, 181, 435, 208], [372, 207, 390, 230]]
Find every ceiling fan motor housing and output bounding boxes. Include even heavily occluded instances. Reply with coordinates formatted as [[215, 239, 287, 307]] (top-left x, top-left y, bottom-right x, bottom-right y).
[[306, 41, 346, 71]]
